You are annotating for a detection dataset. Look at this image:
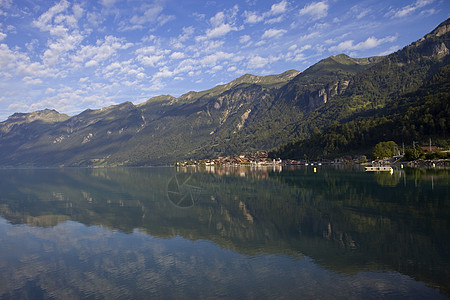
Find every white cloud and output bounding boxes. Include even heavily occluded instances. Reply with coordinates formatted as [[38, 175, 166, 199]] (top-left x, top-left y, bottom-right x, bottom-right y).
[[299, 1, 328, 20], [298, 31, 320, 41], [193, 12, 206, 21], [43, 31, 84, 66], [197, 7, 240, 41], [244, 0, 288, 24], [206, 23, 237, 39], [8, 102, 29, 112], [87, 11, 104, 27], [101, 60, 146, 84], [244, 11, 264, 24], [140, 55, 164, 67], [74, 36, 133, 67], [265, 16, 284, 24], [210, 65, 223, 73], [154, 66, 174, 79], [248, 55, 269, 69], [357, 9, 370, 19], [232, 55, 245, 63], [180, 26, 195, 41], [72, 3, 83, 19], [379, 45, 401, 56], [23, 76, 43, 85], [170, 52, 185, 60], [130, 4, 163, 25], [135, 46, 170, 68], [25, 39, 39, 52], [255, 40, 267, 47], [420, 8, 437, 16], [104, 62, 121, 72], [119, 2, 174, 31], [210, 11, 226, 27], [24, 84, 120, 115], [0, 0, 12, 16], [288, 44, 311, 54], [135, 46, 157, 56], [171, 26, 195, 48], [270, 0, 288, 15], [85, 59, 98, 67], [349, 5, 371, 20], [101, 0, 116, 7], [136, 72, 146, 80], [200, 52, 234, 67], [1, 43, 58, 78], [292, 53, 306, 61], [33, 0, 71, 34], [6, 24, 16, 33], [262, 28, 287, 39], [174, 59, 197, 74], [329, 35, 398, 52], [240, 35, 251, 44], [390, 0, 434, 18], [157, 14, 176, 26], [2, 0, 445, 121], [29, 0, 89, 70], [202, 40, 225, 52]]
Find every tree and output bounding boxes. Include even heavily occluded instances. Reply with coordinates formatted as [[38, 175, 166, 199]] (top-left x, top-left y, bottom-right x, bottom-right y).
[[360, 155, 368, 163], [372, 141, 398, 159], [404, 145, 425, 161]]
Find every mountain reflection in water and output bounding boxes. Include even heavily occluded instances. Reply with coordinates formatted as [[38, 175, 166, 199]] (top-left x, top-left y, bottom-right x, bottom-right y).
[[0, 166, 448, 299]]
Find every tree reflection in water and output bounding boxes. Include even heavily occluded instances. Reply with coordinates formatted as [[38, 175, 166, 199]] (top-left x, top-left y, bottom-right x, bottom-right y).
[[0, 166, 448, 298]]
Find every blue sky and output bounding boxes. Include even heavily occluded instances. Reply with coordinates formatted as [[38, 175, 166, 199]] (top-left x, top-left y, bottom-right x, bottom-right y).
[[0, 0, 448, 120]]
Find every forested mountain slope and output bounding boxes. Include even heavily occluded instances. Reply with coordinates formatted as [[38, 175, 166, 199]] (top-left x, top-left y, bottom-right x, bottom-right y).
[[270, 64, 450, 160]]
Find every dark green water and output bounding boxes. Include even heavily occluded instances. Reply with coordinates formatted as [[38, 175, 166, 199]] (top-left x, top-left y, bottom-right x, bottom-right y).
[[0, 166, 448, 299]]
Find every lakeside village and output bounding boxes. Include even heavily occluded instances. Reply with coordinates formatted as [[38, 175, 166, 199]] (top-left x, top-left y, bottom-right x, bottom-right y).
[[175, 152, 282, 167], [175, 148, 450, 170]]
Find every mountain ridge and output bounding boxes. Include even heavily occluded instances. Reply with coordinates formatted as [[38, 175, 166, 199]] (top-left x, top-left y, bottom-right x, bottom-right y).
[[0, 18, 448, 167]]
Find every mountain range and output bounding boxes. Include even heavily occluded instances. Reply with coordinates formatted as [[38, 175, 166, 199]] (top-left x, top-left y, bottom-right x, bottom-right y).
[[0, 18, 449, 167]]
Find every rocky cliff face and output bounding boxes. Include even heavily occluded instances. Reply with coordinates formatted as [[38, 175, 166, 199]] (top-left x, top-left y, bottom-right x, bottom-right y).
[[408, 18, 450, 60], [307, 80, 350, 110]]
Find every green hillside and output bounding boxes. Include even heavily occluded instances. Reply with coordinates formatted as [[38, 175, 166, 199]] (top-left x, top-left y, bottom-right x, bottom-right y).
[[270, 18, 450, 159], [270, 64, 450, 160]]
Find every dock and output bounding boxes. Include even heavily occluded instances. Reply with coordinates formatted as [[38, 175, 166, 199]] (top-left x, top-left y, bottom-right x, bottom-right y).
[[365, 166, 393, 172]]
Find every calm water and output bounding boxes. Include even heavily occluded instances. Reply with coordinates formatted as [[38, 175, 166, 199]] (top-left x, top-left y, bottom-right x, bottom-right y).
[[0, 166, 448, 299]]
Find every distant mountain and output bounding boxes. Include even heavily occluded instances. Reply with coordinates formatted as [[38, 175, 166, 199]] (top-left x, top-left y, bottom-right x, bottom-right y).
[[0, 18, 448, 167], [178, 69, 300, 102]]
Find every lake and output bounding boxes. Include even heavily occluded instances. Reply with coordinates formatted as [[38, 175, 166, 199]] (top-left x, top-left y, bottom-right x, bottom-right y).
[[0, 166, 448, 299]]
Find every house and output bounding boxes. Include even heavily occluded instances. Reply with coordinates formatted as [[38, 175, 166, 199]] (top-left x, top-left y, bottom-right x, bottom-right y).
[[421, 146, 443, 152]]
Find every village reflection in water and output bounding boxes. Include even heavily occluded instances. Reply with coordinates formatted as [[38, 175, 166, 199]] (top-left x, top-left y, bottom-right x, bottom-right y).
[[0, 166, 448, 298]]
